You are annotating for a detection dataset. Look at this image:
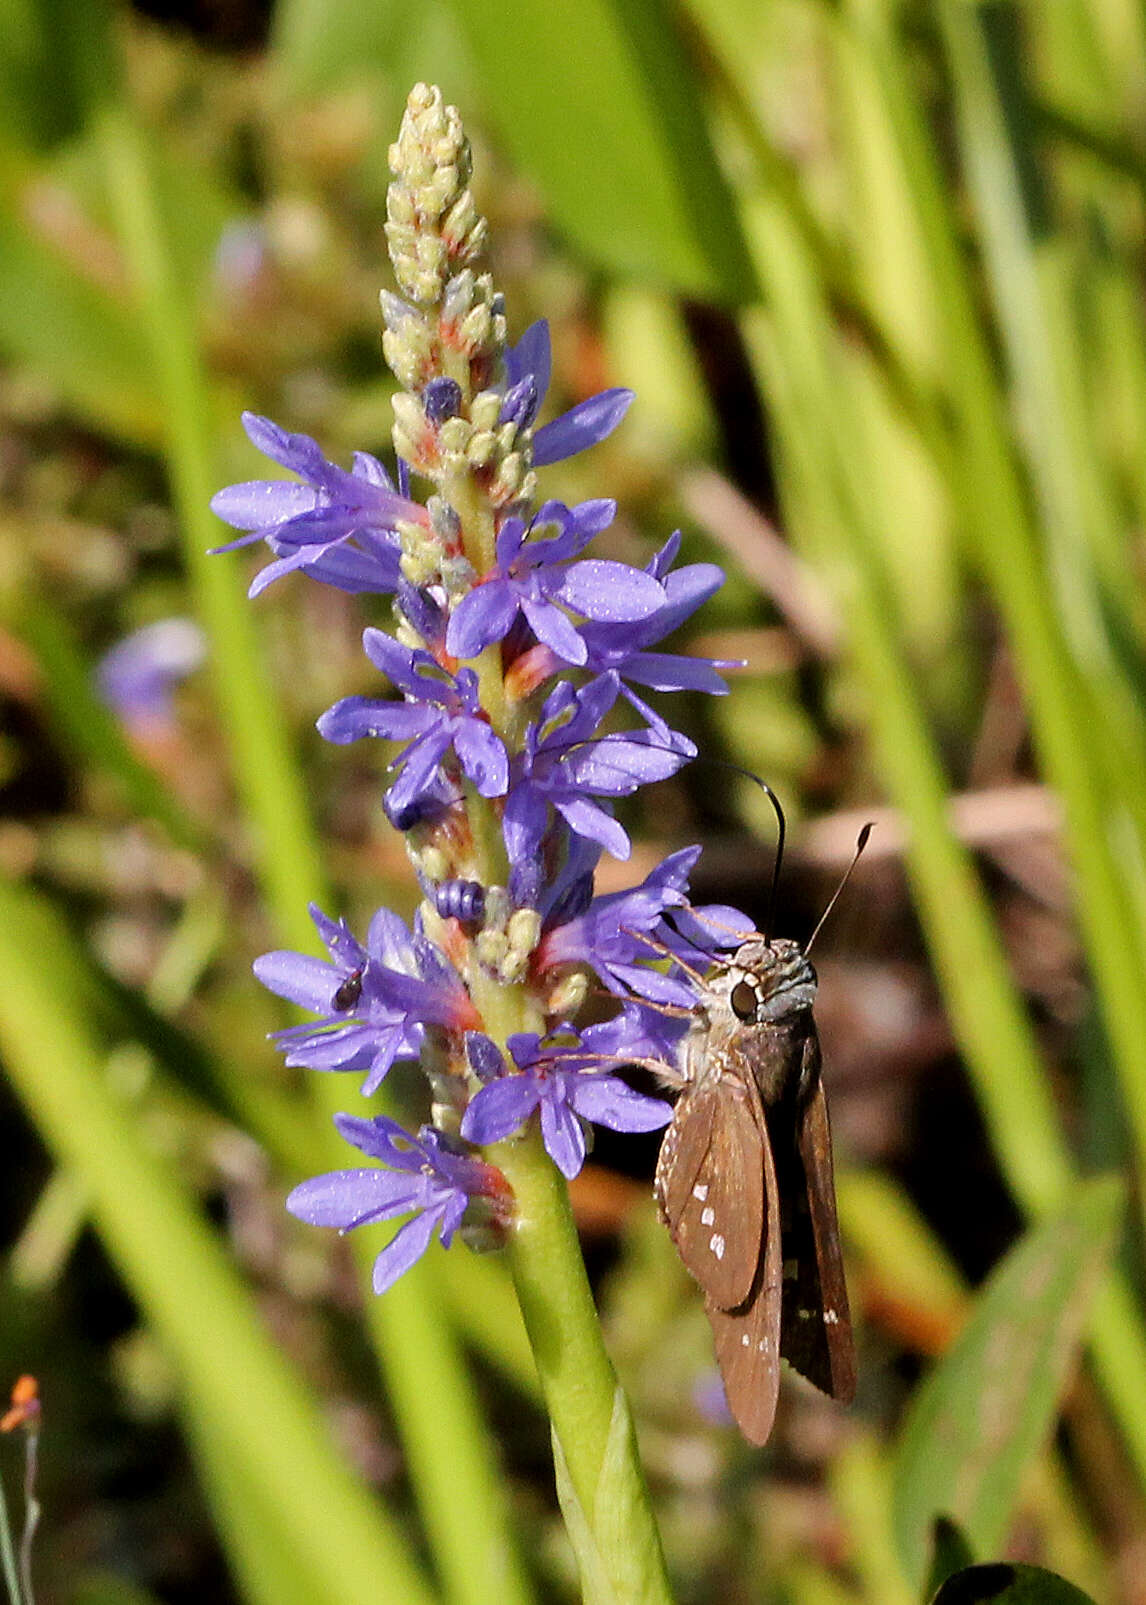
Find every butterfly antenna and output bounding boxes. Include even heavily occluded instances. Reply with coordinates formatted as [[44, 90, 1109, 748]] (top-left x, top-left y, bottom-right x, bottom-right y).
[[805, 823, 873, 955], [755, 781, 786, 945]]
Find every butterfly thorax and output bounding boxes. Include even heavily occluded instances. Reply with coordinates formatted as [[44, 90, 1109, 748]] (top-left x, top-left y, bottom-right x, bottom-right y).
[[683, 936, 818, 1104]]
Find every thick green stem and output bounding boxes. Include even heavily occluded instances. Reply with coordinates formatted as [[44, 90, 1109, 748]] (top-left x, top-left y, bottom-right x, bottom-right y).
[[493, 1128, 675, 1605]]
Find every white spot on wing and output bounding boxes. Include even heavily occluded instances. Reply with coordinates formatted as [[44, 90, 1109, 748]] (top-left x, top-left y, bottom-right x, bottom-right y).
[[700, 1206, 715, 1226], [710, 1233, 725, 1260], [824, 1309, 839, 1325], [692, 1183, 708, 1202]]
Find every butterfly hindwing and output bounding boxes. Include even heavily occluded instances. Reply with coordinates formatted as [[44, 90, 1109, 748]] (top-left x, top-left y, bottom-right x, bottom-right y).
[[777, 1036, 856, 1403]]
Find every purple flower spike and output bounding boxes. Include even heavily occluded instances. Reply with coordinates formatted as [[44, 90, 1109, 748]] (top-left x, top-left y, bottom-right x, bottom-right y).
[[445, 500, 665, 666], [318, 629, 509, 815], [460, 1027, 671, 1179], [504, 320, 634, 466], [210, 412, 423, 597], [287, 1115, 510, 1294]]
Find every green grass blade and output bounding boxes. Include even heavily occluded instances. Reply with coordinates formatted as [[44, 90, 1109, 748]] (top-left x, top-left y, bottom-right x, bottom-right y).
[[0, 876, 437, 1605], [742, 179, 1146, 1492], [893, 1179, 1123, 1591], [445, 0, 756, 302], [936, 0, 1146, 1233]]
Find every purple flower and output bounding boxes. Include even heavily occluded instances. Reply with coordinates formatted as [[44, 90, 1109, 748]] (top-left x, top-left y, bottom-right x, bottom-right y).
[[96, 618, 205, 727], [255, 903, 479, 1095], [317, 629, 509, 815], [210, 412, 423, 597], [503, 533, 739, 738], [537, 847, 753, 1005], [580, 532, 738, 699], [460, 1025, 672, 1178], [504, 320, 634, 467], [444, 500, 666, 666], [504, 677, 693, 869], [287, 1115, 510, 1294]]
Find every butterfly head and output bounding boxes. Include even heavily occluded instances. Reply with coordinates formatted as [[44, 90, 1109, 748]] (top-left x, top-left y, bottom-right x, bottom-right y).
[[716, 936, 817, 1024]]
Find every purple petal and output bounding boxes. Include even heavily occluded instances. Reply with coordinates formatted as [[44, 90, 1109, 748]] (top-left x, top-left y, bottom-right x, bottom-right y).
[[372, 1209, 442, 1294], [662, 561, 726, 616], [385, 727, 453, 812], [525, 500, 615, 566], [494, 518, 530, 570], [259, 539, 402, 597], [210, 480, 320, 530], [554, 795, 631, 859], [539, 1096, 587, 1179], [360, 1024, 423, 1094], [361, 628, 417, 687], [261, 507, 372, 549], [241, 411, 331, 478], [352, 451, 394, 488], [519, 596, 587, 665], [570, 1075, 672, 1132], [254, 950, 339, 1011], [565, 734, 689, 793], [446, 582, 519, 659], [286, 1167, 416, 1230], [622, 653, 732, 695], [532, 389, 634, 466], [502, 784, 548, 873], [452, 719, 509, 797], [282, 1025, 384, 1070], [332, 1112, 419, 1164], [366, 907, 417, 969], [465, 1032, 505, 1082], [461, 1076, 541, 1146], [559, 561, 665, 622], [507, 319, 551, 398], [605, 962, 699, 1006], [317, 696, 431, 744]]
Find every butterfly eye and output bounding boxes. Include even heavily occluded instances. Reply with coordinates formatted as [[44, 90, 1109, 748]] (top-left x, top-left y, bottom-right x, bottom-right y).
[[729, 980, 757, 1022]]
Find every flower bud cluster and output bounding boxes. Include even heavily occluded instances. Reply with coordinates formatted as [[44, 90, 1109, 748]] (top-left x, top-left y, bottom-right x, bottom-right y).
[[210, 84, 748, 1292]]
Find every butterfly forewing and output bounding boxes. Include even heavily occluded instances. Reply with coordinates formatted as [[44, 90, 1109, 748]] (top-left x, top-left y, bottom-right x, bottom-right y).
[[656, 1076, 765, 1312], [777, 1038, 856, 1402], [703, 1096, 783, 1445]]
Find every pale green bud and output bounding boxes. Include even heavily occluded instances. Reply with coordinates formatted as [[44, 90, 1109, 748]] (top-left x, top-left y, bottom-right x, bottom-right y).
[[548, 970, 590, 1017], [470, 390, 503, 432], [475, 929, 509, 970]]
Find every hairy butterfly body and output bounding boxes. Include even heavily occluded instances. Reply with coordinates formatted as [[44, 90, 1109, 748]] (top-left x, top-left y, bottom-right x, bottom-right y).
[[655, 934, 855, 1445]]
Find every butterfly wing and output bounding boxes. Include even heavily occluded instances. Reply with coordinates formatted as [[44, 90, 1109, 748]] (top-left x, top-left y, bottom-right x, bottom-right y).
[[703, 1094, 783, 1445], [655, 1074, 765, 1311], [777, 1034, 856, 1403]]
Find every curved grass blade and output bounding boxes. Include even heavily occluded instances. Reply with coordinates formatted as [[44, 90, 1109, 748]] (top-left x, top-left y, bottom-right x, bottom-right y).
[[893, 1179, 1124, 1591]]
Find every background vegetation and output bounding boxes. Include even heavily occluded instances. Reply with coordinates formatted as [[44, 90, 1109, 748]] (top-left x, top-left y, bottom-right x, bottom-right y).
[[1, 0, 1144, 1600]]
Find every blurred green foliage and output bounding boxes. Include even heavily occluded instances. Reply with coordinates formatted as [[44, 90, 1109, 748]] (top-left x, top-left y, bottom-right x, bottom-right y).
[[1, 0, 1145, 1601]]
